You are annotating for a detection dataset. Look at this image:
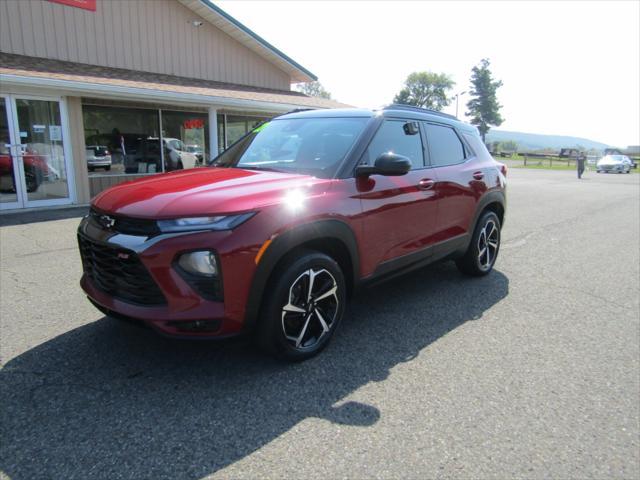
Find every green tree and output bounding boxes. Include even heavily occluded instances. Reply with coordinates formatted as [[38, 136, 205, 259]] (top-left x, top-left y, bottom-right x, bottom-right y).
[[393, 72, 455, 111], [295, 81, 332, 99], [466, 59, 504, 142]]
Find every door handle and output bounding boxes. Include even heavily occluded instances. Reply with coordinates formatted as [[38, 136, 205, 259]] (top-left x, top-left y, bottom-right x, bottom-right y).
[[418, 178, 435, 190], [472, 171, 484, 180]]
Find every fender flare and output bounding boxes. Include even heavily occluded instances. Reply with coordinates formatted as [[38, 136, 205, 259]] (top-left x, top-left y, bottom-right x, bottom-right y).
[[243, 219, 360, 331], [470, 190, 506, 232]]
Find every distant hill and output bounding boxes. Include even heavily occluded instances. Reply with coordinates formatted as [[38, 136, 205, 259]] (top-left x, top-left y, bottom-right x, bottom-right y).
[[485, 130, 610, 152]]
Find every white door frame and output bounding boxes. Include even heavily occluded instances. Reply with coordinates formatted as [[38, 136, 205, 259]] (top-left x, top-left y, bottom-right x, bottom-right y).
[[0, 94, 23, 210], [0, 93, 76, 210]]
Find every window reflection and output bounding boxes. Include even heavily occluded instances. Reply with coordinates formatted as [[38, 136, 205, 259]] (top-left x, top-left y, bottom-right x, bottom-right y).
[[16, 99, 69, 202], [225, 115, 268, 147], [82, 103, 271, 177], [161, 110, 208, 167], [83, 105, 160, 176], [0, 98, 18, 203]]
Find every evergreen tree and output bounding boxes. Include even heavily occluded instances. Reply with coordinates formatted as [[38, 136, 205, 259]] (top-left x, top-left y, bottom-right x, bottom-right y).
[[466, 59, 504, 141]]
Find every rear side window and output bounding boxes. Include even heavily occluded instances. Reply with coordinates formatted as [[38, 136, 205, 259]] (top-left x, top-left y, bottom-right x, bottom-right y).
[[425, 123, 466, 167], [364, 120, 425, 169]]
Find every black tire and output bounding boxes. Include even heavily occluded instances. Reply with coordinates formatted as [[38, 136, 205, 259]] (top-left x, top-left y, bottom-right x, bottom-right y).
[[25, 171, 40, 193], [105, 166, 111, 171], [256, 249, 346, 361], [88, 166, 95, 172], [456, 211, 501, 276]]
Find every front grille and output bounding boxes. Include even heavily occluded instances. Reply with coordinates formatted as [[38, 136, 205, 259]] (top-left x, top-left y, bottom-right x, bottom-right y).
[[89, 208, 160, 236], [78, 235, 166, 305]]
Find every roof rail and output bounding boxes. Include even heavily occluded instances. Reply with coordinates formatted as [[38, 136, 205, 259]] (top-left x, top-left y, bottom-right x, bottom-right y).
[[286, 108, 315, 114], [383, 104, 458, 120]]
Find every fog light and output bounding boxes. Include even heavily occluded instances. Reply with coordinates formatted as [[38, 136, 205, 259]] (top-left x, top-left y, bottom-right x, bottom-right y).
[[178, 251, 218, 276]]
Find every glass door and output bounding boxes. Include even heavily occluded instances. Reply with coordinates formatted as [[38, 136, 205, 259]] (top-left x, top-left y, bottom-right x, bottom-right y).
[[0, 97, 20, 208], [0, 95, 73, 209]]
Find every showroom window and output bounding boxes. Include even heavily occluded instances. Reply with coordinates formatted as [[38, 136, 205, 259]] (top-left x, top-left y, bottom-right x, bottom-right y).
[[83, 105, 161, 175], [161, 110, 209, 169], [225, 115, 269, 148], [83, 104, 272, 176], [214, 114, 269, 158]]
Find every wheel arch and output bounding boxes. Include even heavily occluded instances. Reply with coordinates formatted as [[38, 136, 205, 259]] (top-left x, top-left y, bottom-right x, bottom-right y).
[[473, 190, 506, 229], [244, 219, 360, 332]]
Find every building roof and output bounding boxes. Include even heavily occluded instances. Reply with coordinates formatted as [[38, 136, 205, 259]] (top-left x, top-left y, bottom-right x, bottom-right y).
[[179, 0, 317, 83], [0, 53, 348, 111]]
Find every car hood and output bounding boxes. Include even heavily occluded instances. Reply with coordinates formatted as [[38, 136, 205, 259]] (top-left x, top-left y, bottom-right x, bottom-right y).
[[92, 167, 331, 218]]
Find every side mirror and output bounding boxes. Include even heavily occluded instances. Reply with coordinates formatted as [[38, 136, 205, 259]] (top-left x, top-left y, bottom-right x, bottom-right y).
[[355, 152, 412, 177]]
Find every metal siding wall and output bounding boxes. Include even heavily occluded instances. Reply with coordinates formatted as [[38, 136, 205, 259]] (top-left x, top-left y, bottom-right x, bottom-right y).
[[0, 0, 291, 90]]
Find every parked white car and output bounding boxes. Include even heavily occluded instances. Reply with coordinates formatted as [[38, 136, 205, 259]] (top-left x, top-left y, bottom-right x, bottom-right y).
[[125, 137, 198, 173], [85, 145, 112, 171], [596, 155, 632, 174], [164, 138, 198, 170]]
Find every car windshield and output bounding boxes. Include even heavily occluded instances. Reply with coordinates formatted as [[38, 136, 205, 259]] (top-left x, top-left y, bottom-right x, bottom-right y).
[[211, 117, 369, 178]]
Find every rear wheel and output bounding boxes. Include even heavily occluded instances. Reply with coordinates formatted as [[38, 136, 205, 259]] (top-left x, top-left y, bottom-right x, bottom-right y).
[[25, 170, 40, 193], [256, 250, 346, 361], [456, 211, 501, 276]]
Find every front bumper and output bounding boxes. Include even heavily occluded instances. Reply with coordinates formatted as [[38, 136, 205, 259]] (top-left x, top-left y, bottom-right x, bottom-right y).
[[598, 164, 625, 172], [77, 215, 255, 338], [87, 158, 112, 167]]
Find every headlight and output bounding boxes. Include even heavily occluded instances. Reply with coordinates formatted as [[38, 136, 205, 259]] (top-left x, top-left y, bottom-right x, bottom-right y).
[[157, 213, 255, 232], [178, 250, 218, 276]]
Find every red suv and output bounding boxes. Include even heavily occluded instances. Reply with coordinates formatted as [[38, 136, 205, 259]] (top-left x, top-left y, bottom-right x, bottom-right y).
[[78, 105, 506, 360]]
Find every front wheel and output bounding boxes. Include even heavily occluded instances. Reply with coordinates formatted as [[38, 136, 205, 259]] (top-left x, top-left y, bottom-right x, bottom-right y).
[[456, 211, 501, 276], [256, 250, 346, 361]]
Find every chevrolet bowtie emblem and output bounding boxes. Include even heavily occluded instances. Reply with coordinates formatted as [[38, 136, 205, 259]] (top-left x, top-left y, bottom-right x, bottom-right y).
[[99, 215, 115, 229]]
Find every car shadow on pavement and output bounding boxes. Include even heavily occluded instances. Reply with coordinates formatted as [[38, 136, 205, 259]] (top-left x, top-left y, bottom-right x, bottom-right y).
[[0, 261, 508, 479]]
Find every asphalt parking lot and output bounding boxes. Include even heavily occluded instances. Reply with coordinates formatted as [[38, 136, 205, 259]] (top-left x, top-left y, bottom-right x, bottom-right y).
[[1, 168, 638, 479]]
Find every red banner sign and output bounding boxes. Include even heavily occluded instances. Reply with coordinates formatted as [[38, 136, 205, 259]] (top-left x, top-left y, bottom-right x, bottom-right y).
[[47, 0, 96, 11], [183, 119, 205, 130]]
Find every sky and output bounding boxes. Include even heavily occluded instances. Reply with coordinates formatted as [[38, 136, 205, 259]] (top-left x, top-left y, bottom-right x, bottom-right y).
[[217, 0, 640, 147]]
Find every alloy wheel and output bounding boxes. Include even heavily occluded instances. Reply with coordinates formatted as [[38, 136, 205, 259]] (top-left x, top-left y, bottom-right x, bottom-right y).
[[477, 219, 499, 271], [281, 268, 339, 350]]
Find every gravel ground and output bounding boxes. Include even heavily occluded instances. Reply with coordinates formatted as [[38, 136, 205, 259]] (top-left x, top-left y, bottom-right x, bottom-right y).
[[1, 168, 638, 479]]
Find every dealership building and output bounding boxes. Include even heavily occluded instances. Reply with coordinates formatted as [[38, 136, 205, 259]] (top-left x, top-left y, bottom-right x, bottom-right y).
[[0, 0, 344, 211]]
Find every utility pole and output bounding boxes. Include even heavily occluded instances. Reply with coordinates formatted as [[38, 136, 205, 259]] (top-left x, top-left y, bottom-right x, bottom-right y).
[[453, 91, 466, 118]]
